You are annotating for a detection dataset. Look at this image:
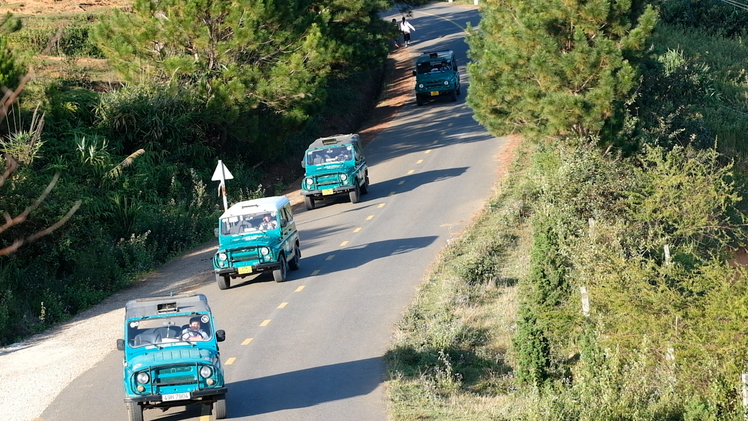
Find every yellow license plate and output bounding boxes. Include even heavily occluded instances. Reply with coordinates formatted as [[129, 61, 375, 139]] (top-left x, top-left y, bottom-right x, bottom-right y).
[[238, 266, 253, 275], [322, 188, 334, 196], [430, 91, 439, 96]]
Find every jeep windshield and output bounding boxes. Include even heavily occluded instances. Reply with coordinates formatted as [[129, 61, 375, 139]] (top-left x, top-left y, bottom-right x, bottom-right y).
[[305, 146, 352, 166], [416, 60, 451, 75], [126, 315, 213, 348], [220, 211, 277, 236]]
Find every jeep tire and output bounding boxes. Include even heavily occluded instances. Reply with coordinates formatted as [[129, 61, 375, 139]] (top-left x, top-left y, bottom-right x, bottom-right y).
[[416, 94, 424, 106], [349, 181, 360, 204], [450, 88, 457, 102], [216, 273, 231, 290], [361, 175, 369, 195], [212, 394, 227, 420], [273, 254, 288, 283], [304, 195, 316, 210], [289, 244, 301, 270], [127, 402, 143, 421]]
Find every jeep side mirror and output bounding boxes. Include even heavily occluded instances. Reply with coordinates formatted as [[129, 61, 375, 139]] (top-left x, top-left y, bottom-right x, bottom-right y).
[[280, 218, 288, 228], [214, 228, 219, 237], [412, 70, 416, 76], [116, 339, 125, 351], [301, 160, 306, 168], [215, 329, 226, 342]]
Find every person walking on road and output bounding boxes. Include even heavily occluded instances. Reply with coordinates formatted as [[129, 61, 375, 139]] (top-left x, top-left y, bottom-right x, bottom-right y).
[[400, 16, 415, 46]]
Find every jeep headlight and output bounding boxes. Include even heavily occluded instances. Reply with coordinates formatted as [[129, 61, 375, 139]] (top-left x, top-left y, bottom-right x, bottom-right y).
[[199, 366, 213, 378], [260, 247, 270, 256], [418, 83, 424, 89], [305, 178, 313, 186], [340, 174, 348, 181], [443, 80, 449, 86], [217, 252, 227, 261], [136, 372, 150, 384]]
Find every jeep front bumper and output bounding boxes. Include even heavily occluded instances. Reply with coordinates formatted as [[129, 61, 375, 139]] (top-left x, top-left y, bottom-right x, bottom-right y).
[[301, 186, 354, 198], [125, 386, 227, 408], [215, 262, 279, 277]]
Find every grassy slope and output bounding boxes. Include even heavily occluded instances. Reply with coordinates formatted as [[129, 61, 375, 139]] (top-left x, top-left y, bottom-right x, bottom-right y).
[[384, 22, 748, 420]]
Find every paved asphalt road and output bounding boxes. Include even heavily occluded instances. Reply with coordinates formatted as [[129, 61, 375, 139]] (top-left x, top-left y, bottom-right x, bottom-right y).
[[34, 4, 505, 421]]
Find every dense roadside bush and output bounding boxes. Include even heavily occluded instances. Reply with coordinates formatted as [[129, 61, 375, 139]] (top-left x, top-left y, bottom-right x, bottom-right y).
[[0, 1, 394, 345]]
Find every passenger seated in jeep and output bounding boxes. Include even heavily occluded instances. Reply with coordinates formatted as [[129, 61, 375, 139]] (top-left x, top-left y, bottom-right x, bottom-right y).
[[181, 317, 210, 341], [258, 214, 277, 230]]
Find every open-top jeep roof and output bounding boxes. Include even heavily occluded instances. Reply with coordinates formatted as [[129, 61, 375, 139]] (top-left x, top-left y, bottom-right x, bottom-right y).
[[124, 293, 211, 320]]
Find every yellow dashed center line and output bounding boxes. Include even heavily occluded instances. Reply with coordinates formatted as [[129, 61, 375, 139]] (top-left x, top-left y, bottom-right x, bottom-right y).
[[378, 203, 385, 208], [260, 319, 271, 326], [225, 357, 236, 365], [340, 240, 349, 246], [311, 269, 320, 275], [241, 338, 253, 345], [278, 302, 288, 308], [432, 140, 439, 144], [366, 215, 374, 220], [425, 149, 432, 153], [398, 181, 405, 186], [407, 170, 415, 174], [353, 227, 362, 233], [295, 285, 305, 292], [326, 255, 335, 261], [389, 192, 396, 196], [417, 159, 423, 164]]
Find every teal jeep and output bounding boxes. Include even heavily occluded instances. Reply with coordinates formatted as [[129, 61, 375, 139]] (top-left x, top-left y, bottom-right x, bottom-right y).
[[116, 293, 227, 421], [212, 196, 300, 289], [413, 50, 461, 106], [300, 133, 369, 210]]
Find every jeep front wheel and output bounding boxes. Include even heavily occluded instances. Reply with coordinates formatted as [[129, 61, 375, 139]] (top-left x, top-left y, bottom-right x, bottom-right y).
[[304, 196, 316, 210], [450, 88, 457, 102], [216, 274, 231, 290], [212, 394, 227, 420], [349, 181, 360, 204], [416, 95, 424, 106], [273, 255, 288, 283], [127, 402, 143, 421]]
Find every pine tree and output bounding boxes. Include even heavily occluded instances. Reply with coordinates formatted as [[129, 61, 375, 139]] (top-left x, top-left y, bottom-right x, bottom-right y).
[[466, 0, 657, 142]]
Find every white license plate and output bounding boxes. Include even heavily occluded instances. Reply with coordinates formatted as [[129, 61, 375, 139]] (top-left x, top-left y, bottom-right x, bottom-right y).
[[162, 392, 190, 402]]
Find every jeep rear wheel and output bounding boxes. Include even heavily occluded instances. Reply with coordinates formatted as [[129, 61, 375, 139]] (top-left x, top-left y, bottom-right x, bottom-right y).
[[349, 181, 360, 204], [212, 394, 227, 420], [289, 244, 301, 270], [273, 254, 288, 283], [216, 274, 231, 290], [304, 196, 316, 210], [127, 402, 143, 421]]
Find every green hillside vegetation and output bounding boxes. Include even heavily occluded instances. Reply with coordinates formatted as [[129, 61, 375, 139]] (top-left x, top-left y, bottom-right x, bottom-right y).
[[385, 0, 748, 419], [0, 0, 398, 345]]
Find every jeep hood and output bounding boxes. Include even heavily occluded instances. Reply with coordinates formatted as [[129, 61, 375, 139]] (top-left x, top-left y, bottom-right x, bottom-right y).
[[127, 346, 217, 369], [219, 232, 281, 250], [305, 162, 353, 176], [417, 72, 454, 82]]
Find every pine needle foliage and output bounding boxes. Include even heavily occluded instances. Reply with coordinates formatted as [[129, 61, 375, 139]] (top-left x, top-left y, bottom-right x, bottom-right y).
[[465, 0, 657, 143]]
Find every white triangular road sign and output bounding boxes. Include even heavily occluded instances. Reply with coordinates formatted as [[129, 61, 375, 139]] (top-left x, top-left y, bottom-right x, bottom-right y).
[[211, 160, 234, 181]]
